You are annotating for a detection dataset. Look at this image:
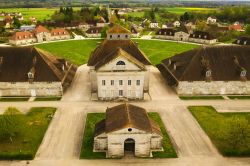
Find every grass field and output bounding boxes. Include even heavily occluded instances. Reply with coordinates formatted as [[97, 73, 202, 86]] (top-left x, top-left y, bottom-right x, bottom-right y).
[[0, 107, 56, 160], [0, 7, 81, 21], [134, 39, 198, 65], [36, 39, 198, 66], [179, 96, 224, 100], [80, 112, 177, 159], [189, 106, 250, 156], [228, 96, 250, 100], [36, 39, 102, 66], [0, 97, 29, 102]]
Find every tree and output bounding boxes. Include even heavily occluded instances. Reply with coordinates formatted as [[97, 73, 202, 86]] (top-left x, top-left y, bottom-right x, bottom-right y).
[[226, 116, 250, 150], [245, 24, 250, 36], [0, 107, 21, 142], [13, 16, 21, 29], [101, 26, 109, 38]]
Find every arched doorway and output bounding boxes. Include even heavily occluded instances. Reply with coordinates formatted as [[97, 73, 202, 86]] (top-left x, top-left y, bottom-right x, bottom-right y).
[[124, 138, 135, 155]]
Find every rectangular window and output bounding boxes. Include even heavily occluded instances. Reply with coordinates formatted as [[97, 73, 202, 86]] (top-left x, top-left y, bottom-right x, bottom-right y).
[[102, 80, 105, 86], [136, 80, 140, 86], [128, 80, 131, 85], [111, 80, 114, 85], [119, 90, 123, 96], [119, 80, 123, 85]]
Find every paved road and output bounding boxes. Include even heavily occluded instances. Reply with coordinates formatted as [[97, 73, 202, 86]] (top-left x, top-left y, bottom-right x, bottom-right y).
[[0, 65, 250, 166]]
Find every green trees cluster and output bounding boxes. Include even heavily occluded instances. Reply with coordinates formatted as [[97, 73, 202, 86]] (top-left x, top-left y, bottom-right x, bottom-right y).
[[51, 6, 109, 24]]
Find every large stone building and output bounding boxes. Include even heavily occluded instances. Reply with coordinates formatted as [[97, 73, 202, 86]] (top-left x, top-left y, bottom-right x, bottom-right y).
[[94, 103, 163, 158], [9, 25, 71, 45], [155, 28, 217, 44], [87, 25, 151, 100], [157, 45, 250, 95], [0, 47, 77, 97]]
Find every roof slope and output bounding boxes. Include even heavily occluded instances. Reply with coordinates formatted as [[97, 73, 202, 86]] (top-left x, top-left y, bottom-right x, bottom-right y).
[[157, 45, 250, 84], [88, 39, 151, 66], [0, 47, 77, 86], [107, 25, 130, 34], [94, 103, 162, 136]]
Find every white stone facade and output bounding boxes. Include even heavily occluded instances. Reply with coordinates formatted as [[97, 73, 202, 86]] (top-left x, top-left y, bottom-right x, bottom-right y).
[[9, 38, 37, 45], [176, 81, 250, 95], [50, 34, 71, 41], [94, 127, 162, 158], [85, 33, 101, 38], [36, 32, 51, 43], [0, 82, 63, 97], [90, 56, 150, 100]]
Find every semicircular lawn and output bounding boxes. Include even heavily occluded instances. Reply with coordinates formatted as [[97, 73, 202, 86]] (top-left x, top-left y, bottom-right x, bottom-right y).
[[36, 39, 199, 66]]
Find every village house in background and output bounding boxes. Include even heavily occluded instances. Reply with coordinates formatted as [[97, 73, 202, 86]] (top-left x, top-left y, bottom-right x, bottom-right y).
[[157, 45, 250, 95], [9, 25, 71, 45], [149, 20, 159, 29], [87, 25, 151, 100], [94, 103, 163, 158], [130, 26, 140, 38], [85, 26, 103, 38], [0, 47, 77, 97], [206, 16, 217, 25]]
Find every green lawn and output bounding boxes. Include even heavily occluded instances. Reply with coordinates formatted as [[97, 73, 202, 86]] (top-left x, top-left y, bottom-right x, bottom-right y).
[[188, 106, 250, 156], [179, 96, 224, 100], [36, 39, 102, 66], [34, 97, 62, 101], [0, 7, 81, 21], [0, 107, 56, 160], [36, 39, 198, 66], [80, 112, 177, 159], [0, 97, 29, 102], [228, 96, 250, 100], [134, 39, 198, 65]]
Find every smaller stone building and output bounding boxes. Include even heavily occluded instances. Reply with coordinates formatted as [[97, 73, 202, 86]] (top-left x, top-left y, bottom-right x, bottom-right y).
[[94, 103, 163, 158], [155, 29, 217, 44], [9, 25, 71, 45], [85, 27, 103, 38], [157, 45, 250, 95], [189, 31, 217, 44], [0, 47, 77, 97]]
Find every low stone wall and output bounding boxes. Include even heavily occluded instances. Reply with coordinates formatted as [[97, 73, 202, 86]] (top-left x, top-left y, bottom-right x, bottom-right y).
[[176, 81, 250, 95], [0, 82, 63, 97]]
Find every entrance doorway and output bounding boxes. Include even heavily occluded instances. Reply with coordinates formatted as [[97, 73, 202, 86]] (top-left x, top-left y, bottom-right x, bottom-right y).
[[124, 138, 135, 155]]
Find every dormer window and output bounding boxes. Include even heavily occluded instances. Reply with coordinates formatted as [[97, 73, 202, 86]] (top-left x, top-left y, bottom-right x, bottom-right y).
[[118, 35, 120, 38], [241, 70, 247, 77], [125, 35, 128, 38], [27, 72, 34, 79], [116, 61, 125, 70], [206, 70, 212, 77], [110, 35, 112, 38]]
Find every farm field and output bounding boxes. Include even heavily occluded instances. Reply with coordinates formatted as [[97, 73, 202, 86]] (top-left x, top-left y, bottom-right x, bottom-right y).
[[0, 107, 56, 160], [164, 7, 218, 14], [189, 106, 250, 157], [0, 7, 81, 21], [36, 39, 198, 66]]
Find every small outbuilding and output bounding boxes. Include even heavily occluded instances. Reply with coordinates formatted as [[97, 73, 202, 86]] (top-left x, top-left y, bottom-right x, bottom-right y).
[[94, 103, 163, 158]]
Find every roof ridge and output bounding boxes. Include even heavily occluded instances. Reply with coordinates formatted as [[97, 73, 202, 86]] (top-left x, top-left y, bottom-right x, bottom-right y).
[[125, 103, 131, 127]]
